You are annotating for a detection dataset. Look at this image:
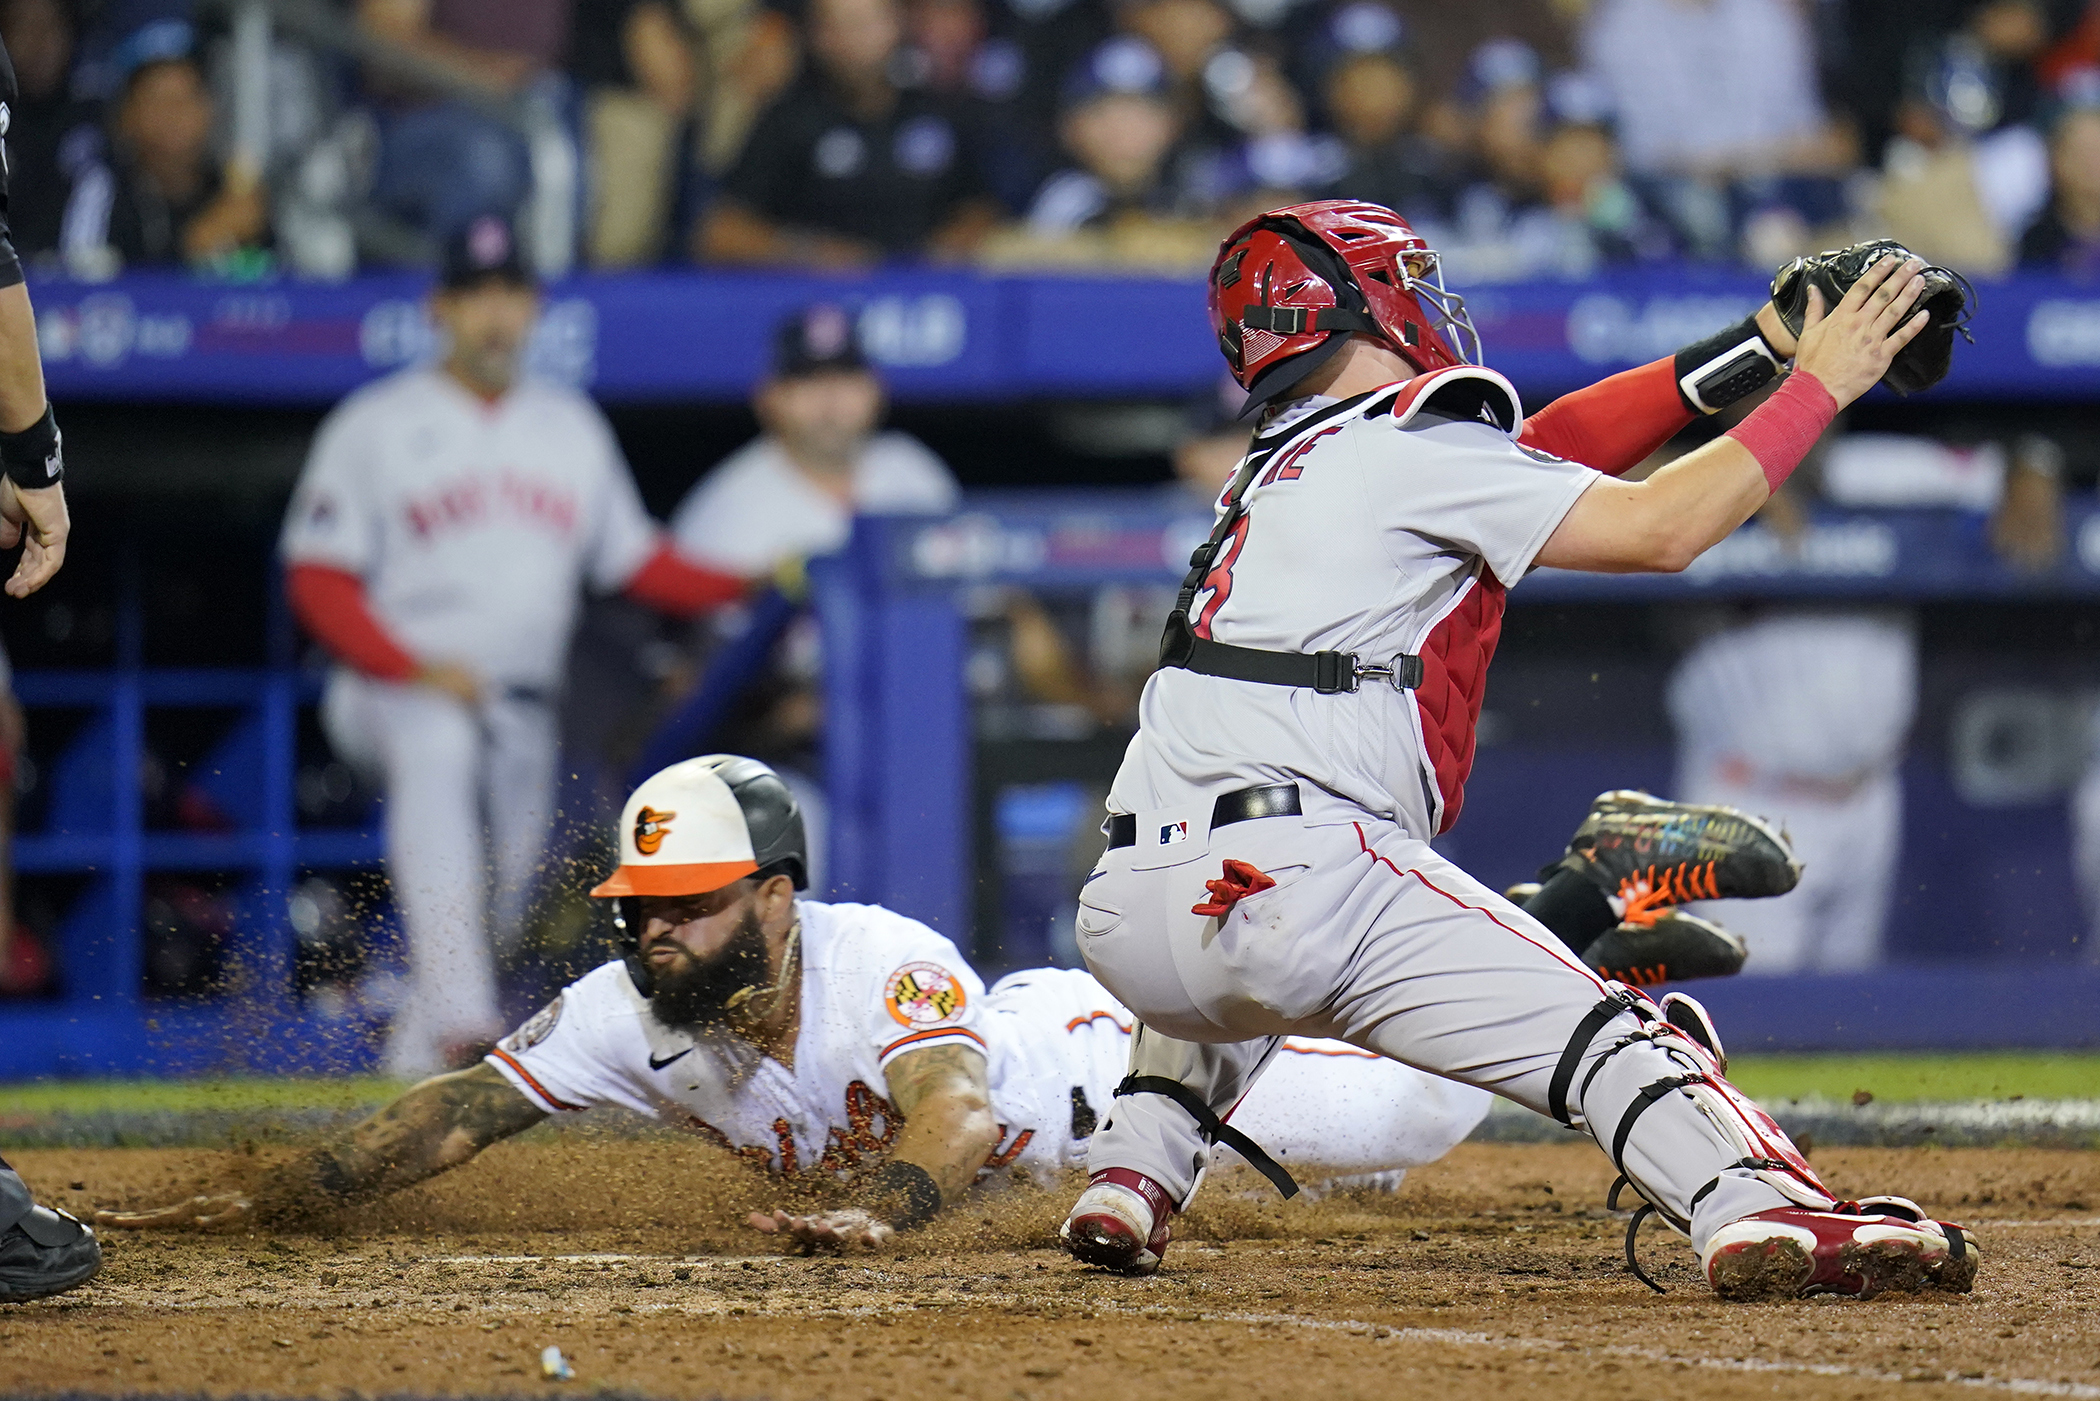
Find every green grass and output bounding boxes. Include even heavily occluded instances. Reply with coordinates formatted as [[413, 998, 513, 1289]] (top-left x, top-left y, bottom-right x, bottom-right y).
[[1727, 1052, 2100, 1104], [0, 1054, 2094, 1121], [0, 1077, 399, 1117]]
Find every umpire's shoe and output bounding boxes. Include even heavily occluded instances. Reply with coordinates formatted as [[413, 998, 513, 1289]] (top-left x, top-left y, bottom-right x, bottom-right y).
[[0, 1165, 101, 1303], [1584, 910, 1748, 986], [1554, 790, 1800, 921]]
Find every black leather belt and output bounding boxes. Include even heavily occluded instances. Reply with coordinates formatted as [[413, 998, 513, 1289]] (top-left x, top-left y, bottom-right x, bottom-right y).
[[1105, 783, 1301, 849]]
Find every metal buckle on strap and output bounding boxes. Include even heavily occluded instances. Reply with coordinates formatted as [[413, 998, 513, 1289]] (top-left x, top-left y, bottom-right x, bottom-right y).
[[1321, 653, 1425, 694]]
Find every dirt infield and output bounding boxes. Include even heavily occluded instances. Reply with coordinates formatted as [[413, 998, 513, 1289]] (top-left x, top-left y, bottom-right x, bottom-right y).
[[3, 1138, 2098, 1401]]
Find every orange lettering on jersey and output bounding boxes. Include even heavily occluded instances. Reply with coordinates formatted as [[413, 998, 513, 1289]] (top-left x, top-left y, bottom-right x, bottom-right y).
[[773, 1118, 800, 1175], [684, 1115, 775, 1172], [817, 1080, 901, 1175], [983, 1127, 1035, 1169]]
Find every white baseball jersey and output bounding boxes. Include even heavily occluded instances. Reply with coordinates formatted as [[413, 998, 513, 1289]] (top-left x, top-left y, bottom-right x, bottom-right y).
[[669, 431, 959, 575], [1110, 370, 1601, 838], [486, 899, 1038, 1177], [486, 901, 1490, 1183], [1667, 611, 1918, 784], [280, 367, 662, 689]]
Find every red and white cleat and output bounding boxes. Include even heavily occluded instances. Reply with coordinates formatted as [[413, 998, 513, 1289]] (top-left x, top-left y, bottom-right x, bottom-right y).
[[1702, 1199, 1979, 1301], [1059, 1168, 1176, 1276]]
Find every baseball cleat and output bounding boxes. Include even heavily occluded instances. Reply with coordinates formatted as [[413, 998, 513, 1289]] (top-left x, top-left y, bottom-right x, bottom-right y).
[[1557, 790, 1801, 921], [1060, 1168, 1174, 1276], [1584, 909, 1748, 985], [1702, 1200, 1978, 1301], [0, 1167, 102, 1304]]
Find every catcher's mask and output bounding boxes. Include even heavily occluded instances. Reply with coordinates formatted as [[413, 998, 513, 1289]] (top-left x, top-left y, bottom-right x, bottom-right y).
[[1209, 198, 1480, 416], [592, 754, 808, 995]]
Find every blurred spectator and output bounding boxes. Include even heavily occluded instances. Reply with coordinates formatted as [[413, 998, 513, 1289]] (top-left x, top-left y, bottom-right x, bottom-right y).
[[1313, 6, 1460, 224], [2019, 97, 2100, 273], [980, 36, 1229, 269], [0, 0, 92, 264], [1879, 0, 2053, 274], [1581, 0, 1850, 259], [897, 0, 1045, 211], [692, 0, 802, 177], [695, 0, 999, 265], [357, 0, 573, 252], [572, 0, 698, 266], [670, 304, 959, 573], [59, 53, 268, 272], [1437, 52, 1666, 279]]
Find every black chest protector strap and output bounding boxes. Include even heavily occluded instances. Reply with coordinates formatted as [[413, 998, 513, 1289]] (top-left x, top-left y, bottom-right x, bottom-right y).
[[1115, 1075, 1300, 1199], [1158, 384, 1418, 693]]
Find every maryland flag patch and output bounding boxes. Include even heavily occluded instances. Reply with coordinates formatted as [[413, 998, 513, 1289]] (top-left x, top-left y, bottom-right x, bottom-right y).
[[884, 962, 968, 1028]]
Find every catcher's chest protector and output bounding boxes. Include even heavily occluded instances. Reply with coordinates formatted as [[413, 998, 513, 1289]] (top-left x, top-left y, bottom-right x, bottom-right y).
[[1415, 571, 1505, 833]]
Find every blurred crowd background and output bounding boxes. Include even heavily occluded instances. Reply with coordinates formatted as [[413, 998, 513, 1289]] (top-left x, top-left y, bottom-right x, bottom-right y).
[[15, 0, 2100, 281]]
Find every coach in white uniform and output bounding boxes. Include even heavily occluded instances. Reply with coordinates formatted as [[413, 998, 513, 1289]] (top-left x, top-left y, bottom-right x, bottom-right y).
[[93, 756, 1490, 1242], [669, 304, 959, 577], [280, 218, 748, 1078]]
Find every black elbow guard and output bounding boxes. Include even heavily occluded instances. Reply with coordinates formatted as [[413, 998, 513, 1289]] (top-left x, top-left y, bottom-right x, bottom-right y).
[[1673, 314, 1784, 415], [0, 403, 60, 488]]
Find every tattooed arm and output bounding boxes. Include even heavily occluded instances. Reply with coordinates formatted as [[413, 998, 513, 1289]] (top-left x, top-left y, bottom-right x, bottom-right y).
[[749, 1043, 999, 1248], [878, 1043, 1001, 1207], [95, 1064, 548, 1230]]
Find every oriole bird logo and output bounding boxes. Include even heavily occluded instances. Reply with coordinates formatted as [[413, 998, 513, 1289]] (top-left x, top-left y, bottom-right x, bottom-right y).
[[634, 806, 676, 855]]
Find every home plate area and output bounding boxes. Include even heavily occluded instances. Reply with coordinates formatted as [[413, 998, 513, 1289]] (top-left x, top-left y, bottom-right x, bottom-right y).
[[3, 1139, 2098, 1401]]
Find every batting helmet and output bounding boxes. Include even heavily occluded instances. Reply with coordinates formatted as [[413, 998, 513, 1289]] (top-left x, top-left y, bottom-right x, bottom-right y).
[[592, 754, 808, 899], [1209, 199, 1480, 414]]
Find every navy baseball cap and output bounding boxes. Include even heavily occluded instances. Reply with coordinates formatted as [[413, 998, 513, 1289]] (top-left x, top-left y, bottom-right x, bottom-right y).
[[773, 304, 868, 378], [1061, 36, 1171, 111], [439, 216, 534, 291]]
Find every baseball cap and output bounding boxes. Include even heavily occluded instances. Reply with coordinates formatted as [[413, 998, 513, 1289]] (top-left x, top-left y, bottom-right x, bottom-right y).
[[773, 303, 868, 378], [439, 215, 534, 291], [1061, 36, 1171, 112], [591, 756, 809, 898], [1458, 37, 1540, 105]]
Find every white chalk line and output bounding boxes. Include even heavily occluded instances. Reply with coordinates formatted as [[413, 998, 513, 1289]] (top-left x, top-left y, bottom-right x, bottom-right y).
[[72, 1254, 2100, 1399]]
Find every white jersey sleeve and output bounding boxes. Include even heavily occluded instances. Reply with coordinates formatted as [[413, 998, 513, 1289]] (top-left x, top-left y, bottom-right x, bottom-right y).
[[831, 904, 990, 1074], [857, 433, 961, 515], [1373, 417, 1600, 588], [279, 393, 383, 573], [576, 407, 663, 593], [484, 962, 659, 1117]]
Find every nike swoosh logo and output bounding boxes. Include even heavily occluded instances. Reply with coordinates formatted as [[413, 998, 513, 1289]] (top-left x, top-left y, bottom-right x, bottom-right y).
[[648, 1048, 693, 1071]]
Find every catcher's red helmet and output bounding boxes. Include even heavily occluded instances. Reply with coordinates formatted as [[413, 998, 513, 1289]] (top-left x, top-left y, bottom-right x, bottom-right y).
[[1208, 199, 1480, 413]]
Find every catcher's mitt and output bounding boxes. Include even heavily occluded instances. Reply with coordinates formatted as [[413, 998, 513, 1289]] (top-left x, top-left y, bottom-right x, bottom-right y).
[[1770, 239, 1974, 397]]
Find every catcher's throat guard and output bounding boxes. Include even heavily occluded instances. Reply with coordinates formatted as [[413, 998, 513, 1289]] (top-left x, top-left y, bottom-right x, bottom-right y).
[[1209, 199, 1481, 414]]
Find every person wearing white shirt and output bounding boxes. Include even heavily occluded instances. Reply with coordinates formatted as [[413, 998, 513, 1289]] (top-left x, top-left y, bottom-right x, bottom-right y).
[[670, 304, 959, 576]]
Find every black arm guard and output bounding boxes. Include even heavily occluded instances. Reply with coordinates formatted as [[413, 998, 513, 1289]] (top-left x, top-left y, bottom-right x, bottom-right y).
[[1673, 314, 1783, 415], [0, 403, 61, 488]]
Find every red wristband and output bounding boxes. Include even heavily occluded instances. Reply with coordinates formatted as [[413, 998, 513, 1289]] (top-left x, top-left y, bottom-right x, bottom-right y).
[[1724, 370, 1838, 494]]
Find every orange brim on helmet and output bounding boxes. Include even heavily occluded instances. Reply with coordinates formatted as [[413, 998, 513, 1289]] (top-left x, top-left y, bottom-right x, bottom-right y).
[[589, 859, 759, 899], [589, 759, 772, 899]]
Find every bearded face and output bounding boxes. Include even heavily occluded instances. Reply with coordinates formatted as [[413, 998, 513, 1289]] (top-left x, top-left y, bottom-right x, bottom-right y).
[[645, 906, 772, 1031]]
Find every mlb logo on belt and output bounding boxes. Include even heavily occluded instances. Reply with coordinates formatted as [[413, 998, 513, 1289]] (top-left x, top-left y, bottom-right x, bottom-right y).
[[1157, 821, 1189, 847]]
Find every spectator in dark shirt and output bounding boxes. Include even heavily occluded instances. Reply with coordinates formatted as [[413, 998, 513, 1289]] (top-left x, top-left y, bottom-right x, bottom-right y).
[[696, 0, 1000, 265], [981, 35, 1227, 269], [2020, 101, 2100, 276], [572, 0, 697, 266], [359, 0, 575, 251], [1313, 4, 1458, 224], [60, 52, 268, 271], [0, 0, 93, 263]]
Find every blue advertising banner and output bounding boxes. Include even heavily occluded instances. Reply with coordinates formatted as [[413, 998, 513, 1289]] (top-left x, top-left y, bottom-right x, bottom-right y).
[[28, 267, 2100, 406]]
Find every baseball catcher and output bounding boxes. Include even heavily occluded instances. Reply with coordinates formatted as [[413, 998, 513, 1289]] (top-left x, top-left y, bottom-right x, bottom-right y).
[[1059, 200, 1978, 1301], [94, 757, 1780, 1243]]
